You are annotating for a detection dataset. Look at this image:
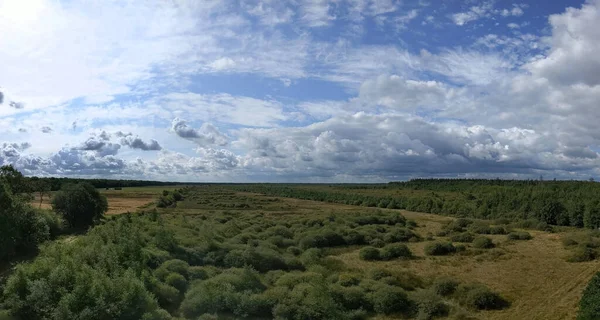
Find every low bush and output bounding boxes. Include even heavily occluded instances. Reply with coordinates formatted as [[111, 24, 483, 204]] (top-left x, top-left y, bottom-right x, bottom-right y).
[[368, 285, 413, 315], [489, 226, 507, 235], [472, 237, 495, 249], [432, 277, 459, 296], [188, 266, 209, 281], [424, 242, 456, 256], [578, 272, 600, 320], [456, 284, 508, 310], [568, 247, 597, 262], [165, 273, 188, 293], [380, 244, 412, 260], [359, 247, 381, 261], [507, 231, 532, 240], [450, 232, 475, 243], [413, 290, 449, 320], [469, 224, 491, 235]]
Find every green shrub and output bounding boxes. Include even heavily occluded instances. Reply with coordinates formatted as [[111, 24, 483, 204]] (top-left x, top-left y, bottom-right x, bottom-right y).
[[165, 273, 187, 293], [380, 244, 412, 260], [338, 273, 361, 287], [159, 259, 190, 278], [36, 209, 65, 238], [568, 247, 597, 262], [287, 246, 302, 256], [472, 237, 495, 249], [368, 285, 412, 314], [450, 232, 474, 243], [469, 224, 491, 234], [432, 277, 459, 296], [272, 282, 345, 320], [384, 228, 418, 243], [188, 266, 209, 280], [330, 285, 371, 310], [359, 247, 381, 261], [369, 238, 386, 248], [578, 272, 600, 319], [507, 231, 532, 240], [456, 284, 508, 310], [367, 268, 392, 281], [414, 290, 449, 320], [152, 282, 181, 309], [424, 242, 456, 256], [489, 226, 507, 235]]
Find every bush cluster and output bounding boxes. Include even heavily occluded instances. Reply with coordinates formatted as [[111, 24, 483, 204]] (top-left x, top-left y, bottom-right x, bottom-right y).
[[424, 242, 456, 256]]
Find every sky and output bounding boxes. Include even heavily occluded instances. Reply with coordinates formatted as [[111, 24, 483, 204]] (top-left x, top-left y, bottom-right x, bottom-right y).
[[1, 0, 599, 182]]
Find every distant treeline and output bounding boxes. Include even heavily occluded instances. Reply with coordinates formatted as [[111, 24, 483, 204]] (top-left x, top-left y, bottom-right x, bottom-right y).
[[234, 179, 600, 229], [25, 176, 180, 191]]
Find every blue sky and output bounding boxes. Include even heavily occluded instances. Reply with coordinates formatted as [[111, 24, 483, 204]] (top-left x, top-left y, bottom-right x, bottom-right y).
[[1, 0, 599, 182]]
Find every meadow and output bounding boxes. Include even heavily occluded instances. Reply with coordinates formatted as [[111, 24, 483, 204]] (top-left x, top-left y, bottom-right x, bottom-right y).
[[3, 184, 600, 319]]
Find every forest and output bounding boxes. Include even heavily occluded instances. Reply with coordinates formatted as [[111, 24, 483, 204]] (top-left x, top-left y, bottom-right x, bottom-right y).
[[233, 179, 600, 229]]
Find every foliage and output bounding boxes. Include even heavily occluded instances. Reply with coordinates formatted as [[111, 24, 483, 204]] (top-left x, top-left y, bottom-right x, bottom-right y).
[[51, 182, 108, 228], [359, 247, 381, 261], [472, 237, 495, 249], [578, 272, 600, 319], [424, 242, 456, 256], [507, 231, 532, 240], [380, 243, 412, 260], [432, 277, 460, 296], [455, 284, 508, 310]]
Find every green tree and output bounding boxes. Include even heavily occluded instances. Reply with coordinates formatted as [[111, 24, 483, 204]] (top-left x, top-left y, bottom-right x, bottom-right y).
[[51, 182, 108, 228]]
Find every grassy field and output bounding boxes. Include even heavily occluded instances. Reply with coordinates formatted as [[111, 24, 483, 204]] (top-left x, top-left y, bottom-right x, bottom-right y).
[[166, 187, 597, 319], [11, 185, 598, 319], [30, 185, 184, 214]]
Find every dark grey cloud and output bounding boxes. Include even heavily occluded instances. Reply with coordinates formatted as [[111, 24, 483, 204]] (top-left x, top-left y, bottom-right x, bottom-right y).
[[0, 91, 3, 104], [18, 128, 27, 133], [41, 126, 53, 133], [171, 118, 228, 146]]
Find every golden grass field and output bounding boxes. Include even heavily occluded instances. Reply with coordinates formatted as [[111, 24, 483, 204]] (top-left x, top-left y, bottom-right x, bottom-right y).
[[30, 185, 183, 215]]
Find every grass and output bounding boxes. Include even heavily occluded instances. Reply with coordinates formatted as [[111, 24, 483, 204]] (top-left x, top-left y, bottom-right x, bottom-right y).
[[30, 185, 186, 215], [15, 185, 600, 319]]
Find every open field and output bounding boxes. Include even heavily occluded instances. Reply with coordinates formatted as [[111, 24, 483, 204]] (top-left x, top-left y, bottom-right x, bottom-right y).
[[30, 185, 184, 214], [6, 184, 599, 319]]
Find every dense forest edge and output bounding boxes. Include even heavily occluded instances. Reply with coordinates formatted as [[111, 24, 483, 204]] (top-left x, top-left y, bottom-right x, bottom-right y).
[[2, 165, 600, 319]]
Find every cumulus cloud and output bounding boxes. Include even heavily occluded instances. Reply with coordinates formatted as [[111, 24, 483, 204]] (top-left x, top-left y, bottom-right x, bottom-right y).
[[119, 134, 162, 151], [41, 126, 52, 133], [171, 118, 229, 146]]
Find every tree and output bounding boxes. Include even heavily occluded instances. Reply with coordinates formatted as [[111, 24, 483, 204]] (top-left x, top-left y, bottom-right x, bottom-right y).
[[33, 179, 51, 209], [51, 182, 108, 228], [0, 165, 27, 194]]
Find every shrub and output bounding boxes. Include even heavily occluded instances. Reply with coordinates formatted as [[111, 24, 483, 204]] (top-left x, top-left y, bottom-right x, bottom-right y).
[[338, 273, 361, 287], [507, 232, 532, 240], [568, 247, 597, 262], [424, 242, 456, 256], [469, 224, 491, 234], [157, 259, 189, 279], [51, 182, 108, 229], [384, 228, 418, 243], [165, 273, 188, 293], [456, 284, 508, 310], [369, 238, 386, 248], [472, 237, 495, 249], [380, 244, 412, 260], [287, 246, 302, 256], [368, 285, 412, 314], [272, 282, 346, 320], [578, 272, 600, 319], [367, 268, 392, 281], [450, 232, 474, 243], [36, 210, 64, 238], [489, 226, 507, 235], [152, 282, 181, 309], [188, 266, 209, 281], [330, 285, 371, 310], [359, 247, 381, 261], [432, 277, 459, 296], [414, 290, 449, 320]]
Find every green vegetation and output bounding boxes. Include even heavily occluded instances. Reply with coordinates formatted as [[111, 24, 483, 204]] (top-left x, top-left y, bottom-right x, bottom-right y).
[[424, 242, 456, 256], [472, 237, 495, 249], [51, 182, 108, 228], [0, 186, 511, 319], [233, 180, 600, 228], [507, 231, 532, 240], [578, 272, 600, 320]]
